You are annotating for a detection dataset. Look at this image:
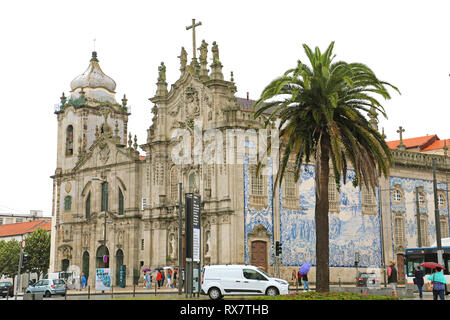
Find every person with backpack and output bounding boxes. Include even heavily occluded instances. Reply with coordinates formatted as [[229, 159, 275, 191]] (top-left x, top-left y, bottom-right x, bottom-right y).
[[413, 266, 425, 299], [387, 261, 398, 297], [427, 266, 447, 300]]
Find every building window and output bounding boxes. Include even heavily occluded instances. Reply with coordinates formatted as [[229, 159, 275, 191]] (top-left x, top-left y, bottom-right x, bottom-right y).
[[170, 166, 179, 201], [85, 193, 91, 219], [419, 216, 429, 247], [64, 196, 72, 211], [141, 239, 144, 251], [249, 165, 267, 209], [440, 217, 449, 239], [101, 182, 108, 212], [328, 177, 339, 213], [250, 166, 264, 196], [0, 218, 3, 225], [16, 218, 23, 223], [394, 213, 406, 250], [118, 188, 124, 215], [438, 192, 447, 208], [392, 189, 403, 203], [361, 186, 377, 215], [418, 192, 426, 207], [282, 171, 298, 210], [65, 125, 74, 156]]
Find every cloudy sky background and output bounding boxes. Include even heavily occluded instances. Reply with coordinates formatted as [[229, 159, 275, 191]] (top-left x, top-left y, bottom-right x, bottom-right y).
[[0, 0, 448, 216]]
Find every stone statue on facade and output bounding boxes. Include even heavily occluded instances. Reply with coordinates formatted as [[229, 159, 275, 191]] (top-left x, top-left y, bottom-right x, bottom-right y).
[[178, 47, 188, 73]]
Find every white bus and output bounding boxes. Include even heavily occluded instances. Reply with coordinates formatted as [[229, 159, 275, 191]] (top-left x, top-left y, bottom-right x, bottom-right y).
[[405, 238, 450, 294]]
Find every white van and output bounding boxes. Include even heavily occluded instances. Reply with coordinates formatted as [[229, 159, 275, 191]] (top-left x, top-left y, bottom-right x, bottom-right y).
[[201, 265, 289, 300]]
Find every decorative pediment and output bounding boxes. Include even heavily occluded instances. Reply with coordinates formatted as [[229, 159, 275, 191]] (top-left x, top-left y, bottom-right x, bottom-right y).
[[73, 135, 139, 172]]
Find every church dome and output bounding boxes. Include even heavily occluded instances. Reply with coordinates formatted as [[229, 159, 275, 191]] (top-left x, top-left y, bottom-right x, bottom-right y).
[[70, 52, 116, 92]]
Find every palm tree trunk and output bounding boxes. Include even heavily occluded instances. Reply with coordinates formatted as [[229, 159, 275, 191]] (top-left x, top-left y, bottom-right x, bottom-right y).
[[315, 143, 330, 293]]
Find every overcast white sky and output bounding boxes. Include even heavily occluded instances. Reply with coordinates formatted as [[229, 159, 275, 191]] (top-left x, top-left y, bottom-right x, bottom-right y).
[[0, 0, 448, 216]]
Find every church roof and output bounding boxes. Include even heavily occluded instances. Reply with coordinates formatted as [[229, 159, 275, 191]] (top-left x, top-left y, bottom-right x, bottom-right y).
[[386, 135, 439, 150], [236, 97, 275, 114], [421, 138, 450, 151], [0, 220, 51, 237]]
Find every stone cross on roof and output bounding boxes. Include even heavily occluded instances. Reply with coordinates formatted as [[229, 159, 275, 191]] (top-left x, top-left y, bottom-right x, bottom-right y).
[[186, 18, 202, 60], [397, 126, 406, 150]]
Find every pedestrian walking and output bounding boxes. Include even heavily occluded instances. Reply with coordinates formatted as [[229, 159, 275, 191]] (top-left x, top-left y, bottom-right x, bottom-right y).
[[413, 266, 425, 299], [388, 261, 398, 297], [166, 269, 173, 288], [144, 271, 151, 290], [427, 266, 447, 300], [81, 273, 87, 290], [174, 269, 178, 287], [156, 270, 162, 288], [302, 272, 310, 292]]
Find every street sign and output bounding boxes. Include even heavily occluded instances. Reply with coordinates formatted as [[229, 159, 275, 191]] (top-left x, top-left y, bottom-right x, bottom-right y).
[[185, 193, 201, 262], [21, 240, 26, 249]]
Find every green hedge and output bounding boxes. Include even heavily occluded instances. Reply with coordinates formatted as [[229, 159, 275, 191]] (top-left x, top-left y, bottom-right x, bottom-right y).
[[255, 291, 399, 300]]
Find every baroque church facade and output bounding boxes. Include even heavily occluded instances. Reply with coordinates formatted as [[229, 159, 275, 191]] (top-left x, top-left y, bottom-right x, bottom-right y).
[[49, 37, 450, 287]]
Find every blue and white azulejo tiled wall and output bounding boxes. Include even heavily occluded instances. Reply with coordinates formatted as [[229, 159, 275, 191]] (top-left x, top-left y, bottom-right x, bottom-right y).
[[243, 160, 383, 268], [389, 176, 449, 250]]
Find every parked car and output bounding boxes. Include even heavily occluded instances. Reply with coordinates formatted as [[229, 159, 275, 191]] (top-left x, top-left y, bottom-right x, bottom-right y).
[[25, 279, 67, 298], [356, 272, 381, 288], [201, 264, 289, 300], [0, 281, 14, 298]]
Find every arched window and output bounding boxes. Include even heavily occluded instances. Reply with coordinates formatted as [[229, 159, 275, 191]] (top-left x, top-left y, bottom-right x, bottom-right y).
[[394, 213, 406, 250], [392, 189, 403, 203], [64, 196, 72, 211], [85, 192, 91, 219], [96, 245, 109, 268], [118, 188, 124, 215], [66, 125, 74, 156], [101, 182, 108, 212]]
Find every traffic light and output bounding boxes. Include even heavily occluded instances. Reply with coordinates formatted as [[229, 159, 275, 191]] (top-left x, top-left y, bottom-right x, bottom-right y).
[[275, 241, 282, 256], [21, 253, 29, 268]]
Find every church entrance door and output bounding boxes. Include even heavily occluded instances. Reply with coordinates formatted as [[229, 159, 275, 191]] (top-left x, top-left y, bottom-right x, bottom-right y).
[[82, 251, 90, 280], [115, 249, 124, 286], [250, 241, 267, 271], [96, 245, 109, 268]]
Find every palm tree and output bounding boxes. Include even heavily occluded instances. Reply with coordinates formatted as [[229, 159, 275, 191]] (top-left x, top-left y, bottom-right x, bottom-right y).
[[253, 41, 399, 293]]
